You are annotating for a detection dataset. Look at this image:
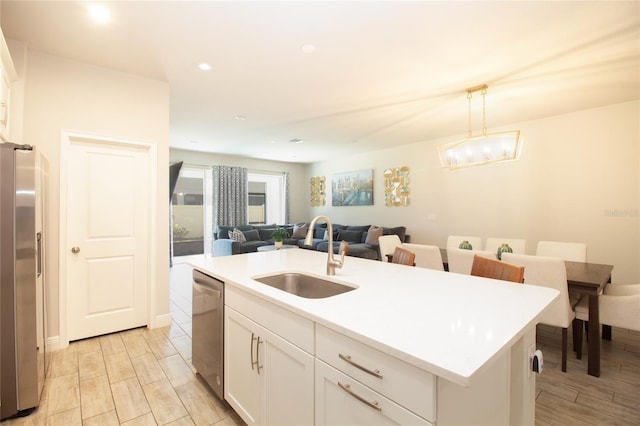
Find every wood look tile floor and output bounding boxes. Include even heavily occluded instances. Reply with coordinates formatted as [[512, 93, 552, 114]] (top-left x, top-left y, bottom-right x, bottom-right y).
[[3, 257, 638, 425], [2, 260, 244, 426]]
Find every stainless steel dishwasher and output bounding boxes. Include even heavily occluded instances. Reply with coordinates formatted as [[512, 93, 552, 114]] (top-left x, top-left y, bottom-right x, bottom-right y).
[[192, 270, 224, 400]]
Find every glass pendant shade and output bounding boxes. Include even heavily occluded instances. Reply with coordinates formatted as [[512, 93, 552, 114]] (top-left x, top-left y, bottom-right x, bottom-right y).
[[438, 130, 522, 168]]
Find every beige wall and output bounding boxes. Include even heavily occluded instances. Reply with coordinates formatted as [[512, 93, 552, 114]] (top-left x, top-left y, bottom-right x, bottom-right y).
[[308, 101, 639, 283], [169, 148, 310, 223], [14, 48, 170, 346]]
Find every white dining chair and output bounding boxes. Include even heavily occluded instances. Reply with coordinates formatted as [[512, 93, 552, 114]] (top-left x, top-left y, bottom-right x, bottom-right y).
[[378, 234, 402, 262], [446, 235, 483, 251], [403, 243, 444, 271], [502, 253, 574, 372], [573, 283, 640, 358], [536, 241, 587, 262], [447, 249, 495, 275], [485, 238, 527, 256]]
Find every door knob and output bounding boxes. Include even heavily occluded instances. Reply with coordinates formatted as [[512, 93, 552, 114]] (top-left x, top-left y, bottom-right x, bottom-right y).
[[71, 246, 80, 254]]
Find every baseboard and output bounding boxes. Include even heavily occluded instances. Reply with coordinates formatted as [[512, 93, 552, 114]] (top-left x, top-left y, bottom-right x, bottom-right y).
[[152, 313, 172, 329], [47, 335, 65, 352]]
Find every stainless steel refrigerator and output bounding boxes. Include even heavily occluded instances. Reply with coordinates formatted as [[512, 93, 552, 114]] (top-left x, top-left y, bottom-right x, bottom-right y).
[[0, 142, 48, 419]]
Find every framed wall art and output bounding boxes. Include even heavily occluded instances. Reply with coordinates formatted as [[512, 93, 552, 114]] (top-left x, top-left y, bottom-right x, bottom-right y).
[[331, 169, 374, 206]]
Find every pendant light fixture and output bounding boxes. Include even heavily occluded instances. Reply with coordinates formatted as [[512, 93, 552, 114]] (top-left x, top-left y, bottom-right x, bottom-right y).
[[438, 84, 521, 169]]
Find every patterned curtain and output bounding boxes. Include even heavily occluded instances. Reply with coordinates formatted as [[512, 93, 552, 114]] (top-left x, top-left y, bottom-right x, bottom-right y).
[[212, 165, 248, 229], [284, 172, 290, 224]]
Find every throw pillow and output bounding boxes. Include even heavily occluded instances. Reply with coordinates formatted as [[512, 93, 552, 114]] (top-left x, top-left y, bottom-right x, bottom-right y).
[[365, 225, 383, 244], [242, 229, 260, 241], [230, 228, 246, 243], [291, 223, 308, 239]]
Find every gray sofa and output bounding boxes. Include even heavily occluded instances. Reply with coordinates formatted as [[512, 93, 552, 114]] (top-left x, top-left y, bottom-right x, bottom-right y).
[[213, 223, 407, 260]]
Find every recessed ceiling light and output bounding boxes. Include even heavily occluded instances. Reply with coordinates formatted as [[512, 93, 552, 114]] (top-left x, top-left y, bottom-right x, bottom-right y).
[[234, 115, 246, 121], [289, 138, 304, 144], [198, 63, 212, 71], [88, 4, 111, 24], [301, 44, 316, 54]]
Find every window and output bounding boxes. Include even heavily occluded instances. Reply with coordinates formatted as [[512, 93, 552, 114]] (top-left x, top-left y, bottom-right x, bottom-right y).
[[248, 172, 286, 225], [171, 166, 212, 256]]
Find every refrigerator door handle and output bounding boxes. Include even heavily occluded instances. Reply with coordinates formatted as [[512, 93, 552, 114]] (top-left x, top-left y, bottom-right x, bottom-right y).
[[36, 232, 42, 277]]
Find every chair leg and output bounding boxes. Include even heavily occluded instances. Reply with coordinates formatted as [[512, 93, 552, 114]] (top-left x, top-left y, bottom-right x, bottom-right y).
[[562, 327, 568, 372], [602, 324, 612, 340], [575, 320, 584, 360], [584, 321, 589, 341]]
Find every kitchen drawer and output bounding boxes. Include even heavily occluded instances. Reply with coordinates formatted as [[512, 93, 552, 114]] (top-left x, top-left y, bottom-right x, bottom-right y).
[[226, 285, 314, 354], [316, 359, 432, 426], [316, 325, 435, 422]]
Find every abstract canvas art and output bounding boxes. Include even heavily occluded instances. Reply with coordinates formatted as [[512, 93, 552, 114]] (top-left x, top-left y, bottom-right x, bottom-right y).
[[331, 169, 374, 206]]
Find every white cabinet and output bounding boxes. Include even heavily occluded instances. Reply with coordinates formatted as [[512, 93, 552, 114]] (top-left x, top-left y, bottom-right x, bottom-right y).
[[315, 325, 435, 425], [315, 359, 431, 426], [224, 287, 314, 426]]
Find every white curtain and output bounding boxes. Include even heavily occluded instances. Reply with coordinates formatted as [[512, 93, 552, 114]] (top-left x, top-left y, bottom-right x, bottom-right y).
[[212, 165, 248, 228], [284, 172, 290, 224]]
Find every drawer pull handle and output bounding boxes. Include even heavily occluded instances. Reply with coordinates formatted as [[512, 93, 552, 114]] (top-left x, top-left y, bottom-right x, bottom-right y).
[[338, 382, 382, 412], [339, 353, 383, 378], [251, 333, 257, 370], [255, 336, 263, 375]]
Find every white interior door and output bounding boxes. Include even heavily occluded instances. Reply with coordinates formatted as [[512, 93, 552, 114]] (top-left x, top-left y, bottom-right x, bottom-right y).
[[66, 139, 150, 341]]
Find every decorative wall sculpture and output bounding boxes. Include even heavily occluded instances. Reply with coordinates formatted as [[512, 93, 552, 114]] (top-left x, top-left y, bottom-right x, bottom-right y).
[[384, 166, 410, 207], [332, 170, 374, 206], [310, 176, 326, 206]]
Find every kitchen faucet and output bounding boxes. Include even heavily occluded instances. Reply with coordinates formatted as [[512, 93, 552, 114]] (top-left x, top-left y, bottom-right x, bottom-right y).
[[304, 215, 348, 276]]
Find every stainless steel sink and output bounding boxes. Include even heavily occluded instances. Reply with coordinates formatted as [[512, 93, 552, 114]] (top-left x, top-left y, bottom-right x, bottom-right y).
[[253, 272, 356, 299]]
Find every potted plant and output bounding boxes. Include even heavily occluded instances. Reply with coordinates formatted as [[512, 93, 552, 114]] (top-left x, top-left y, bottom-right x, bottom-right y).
[[271, 227, 289, 249]]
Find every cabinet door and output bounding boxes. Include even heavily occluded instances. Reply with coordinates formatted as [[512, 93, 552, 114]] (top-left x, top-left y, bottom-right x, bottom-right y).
[[262, 328, 314, 426], [225, 308, 261, 426], [315, 359, 431, 426]]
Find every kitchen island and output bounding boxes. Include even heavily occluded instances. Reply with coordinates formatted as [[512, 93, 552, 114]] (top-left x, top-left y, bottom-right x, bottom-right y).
[[190, 249, 558, 425]]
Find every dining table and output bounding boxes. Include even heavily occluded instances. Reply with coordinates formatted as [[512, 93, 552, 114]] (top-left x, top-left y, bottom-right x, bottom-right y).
[[437, 249, 613, 377], [564, 260, 613, 377]]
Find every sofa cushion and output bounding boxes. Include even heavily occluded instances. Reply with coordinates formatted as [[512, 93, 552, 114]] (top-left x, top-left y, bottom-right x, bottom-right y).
[[313, 223, 327, 239], [217, 225, 233, 239], [291, 223, 308, 238], [346, 225, 370, 232], [383, 226, 407, 243], [348, 244, 379, 260], [242, 229, 261, 241], [336, 230, 363, 243], [258, 228, 276, 240], [365, 225, 383, 244], [230, 228, 246, 243], [218, 224, 253, 239]]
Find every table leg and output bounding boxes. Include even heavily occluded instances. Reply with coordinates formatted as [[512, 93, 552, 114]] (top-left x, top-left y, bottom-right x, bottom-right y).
[[587, 294, 600, 377]]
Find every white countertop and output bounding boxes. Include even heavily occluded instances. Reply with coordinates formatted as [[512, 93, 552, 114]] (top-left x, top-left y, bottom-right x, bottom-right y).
[[190, 249, 558, 386]]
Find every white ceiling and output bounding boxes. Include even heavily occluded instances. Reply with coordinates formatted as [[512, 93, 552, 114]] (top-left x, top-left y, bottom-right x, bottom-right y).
[[2, 1, 639, 163]]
